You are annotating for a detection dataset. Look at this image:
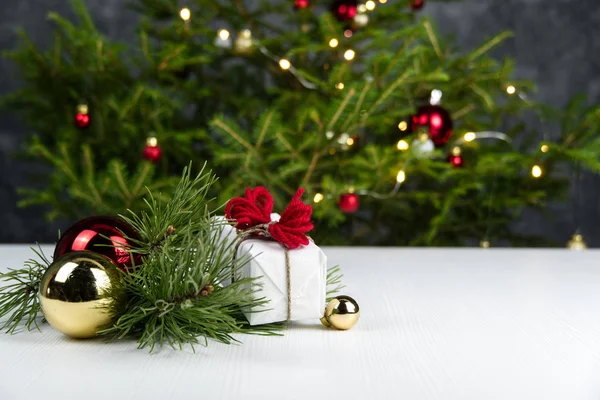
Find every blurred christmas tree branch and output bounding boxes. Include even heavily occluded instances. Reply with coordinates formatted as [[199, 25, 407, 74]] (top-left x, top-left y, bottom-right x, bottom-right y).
[[1, 0, 598, 246]]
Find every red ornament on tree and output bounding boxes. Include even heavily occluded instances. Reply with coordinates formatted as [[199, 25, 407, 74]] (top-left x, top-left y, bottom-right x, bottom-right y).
[[331, 0, 357, 22], [294, 0, 310, 9], [74, 104, 90, 129], [143, 137, 162, 163], [54, 216, 141, 270], [338, 193, 359, 213], [410, 105, 453, 147], [410, 0, 424, 10], [449, 155, 463, 167], [449, 147, 463, 167]]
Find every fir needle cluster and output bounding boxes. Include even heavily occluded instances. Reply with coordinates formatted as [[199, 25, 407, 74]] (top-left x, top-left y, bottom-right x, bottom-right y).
[[0, 247, 49, 334]]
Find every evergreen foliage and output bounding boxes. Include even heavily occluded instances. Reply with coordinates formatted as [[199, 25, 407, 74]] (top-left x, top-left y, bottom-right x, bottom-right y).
[[3, 0, 599, 245]]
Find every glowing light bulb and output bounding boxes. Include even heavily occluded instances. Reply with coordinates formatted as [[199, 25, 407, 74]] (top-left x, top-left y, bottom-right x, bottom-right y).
[[396, 170, 406, 183], [451, 146, 461, 156], [464, 132, 476, 142], [365, 0, 376, 10], [379, 0, 387, 3], [329, 38, 339, 48], [179, 8, 191, 21], [279, 59, 291, 70], [344, 49, 356, 61], [398, 121, 408, 131], [397, 140, 409, 151], [313, 193, 324, 203], [506, 85, 516, 95], [540, 144, 549, 153], [336, 82, 345, 90], [531, 165, 543, 178], [430, 89, 443, 105], [358, 4, 367, 12], [218, 29, 230, 40], [147, 137, 158, 147], [346, 137, 355, 146]]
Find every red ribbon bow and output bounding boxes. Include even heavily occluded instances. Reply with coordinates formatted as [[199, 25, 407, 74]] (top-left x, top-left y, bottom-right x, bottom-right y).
[[225, 187, 314, 249]]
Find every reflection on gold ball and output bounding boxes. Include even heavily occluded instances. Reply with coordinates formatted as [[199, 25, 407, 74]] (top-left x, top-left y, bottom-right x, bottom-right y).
[[320, 295, 360, 330], [39, 251, 120, 339], [567, 234, 587, 250]]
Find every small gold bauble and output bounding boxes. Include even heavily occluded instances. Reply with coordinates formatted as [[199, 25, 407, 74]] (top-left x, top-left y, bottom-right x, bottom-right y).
[[567, 233, 587, 250], [320, 295, 360, 330], [353, 13, 369, 28], [77, 104, 88, 114], [39, 251, 120, 339], [234, 29, 254, 54], [480, 240, 490, 248]]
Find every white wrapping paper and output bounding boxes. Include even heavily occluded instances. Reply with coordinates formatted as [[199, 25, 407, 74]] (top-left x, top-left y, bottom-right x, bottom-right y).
[[214, 215, 327, 325]]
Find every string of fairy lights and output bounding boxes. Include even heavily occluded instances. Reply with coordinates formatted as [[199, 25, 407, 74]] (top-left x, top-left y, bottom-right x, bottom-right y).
[[175, 4, 548, 182], [168, 4, 575, 246], [175, 4, 548, 190]]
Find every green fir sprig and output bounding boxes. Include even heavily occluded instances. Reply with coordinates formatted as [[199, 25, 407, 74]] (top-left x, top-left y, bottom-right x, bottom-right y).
[[0, 246, 50, 334], [100, 165, 283, 351]]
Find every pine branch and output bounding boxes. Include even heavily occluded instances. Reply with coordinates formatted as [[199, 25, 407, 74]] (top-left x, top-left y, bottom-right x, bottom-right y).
[[422, 20, 442, 59], [0, 246, 50, 334], [326, 265, 344, 302], [468, 31, 513, 61], [100, 165, 282, 352]]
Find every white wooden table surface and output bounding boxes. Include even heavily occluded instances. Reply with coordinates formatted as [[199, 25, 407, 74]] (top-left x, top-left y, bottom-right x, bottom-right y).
[[1, 245, 600, 400]]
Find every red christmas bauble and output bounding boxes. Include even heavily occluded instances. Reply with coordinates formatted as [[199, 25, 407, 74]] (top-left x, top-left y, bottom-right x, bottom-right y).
[[331, 0, 357, 22], [410, 0, 424, 10], [449, 154, 463, 168], [143, 144, 162, 163], [410, 105, 453, 147], [295, 0, 310, 9], [74, 113, 90, 129], [338, 193, 360, 213], [54, 216, 141, 270]]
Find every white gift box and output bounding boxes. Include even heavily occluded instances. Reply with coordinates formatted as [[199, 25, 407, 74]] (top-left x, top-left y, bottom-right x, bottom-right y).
[[213, 215, 327, 325]]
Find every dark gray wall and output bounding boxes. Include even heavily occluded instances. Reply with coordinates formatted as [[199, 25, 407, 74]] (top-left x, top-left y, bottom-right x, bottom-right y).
[[1, 0, 599, 245]]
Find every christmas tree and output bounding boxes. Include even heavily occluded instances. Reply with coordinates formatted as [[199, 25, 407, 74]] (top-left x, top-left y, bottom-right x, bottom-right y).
[[3, 0, 600, 246]]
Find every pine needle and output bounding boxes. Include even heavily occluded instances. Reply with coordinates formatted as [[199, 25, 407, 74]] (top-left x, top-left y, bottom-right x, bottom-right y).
[[0, 245, 50, 334]]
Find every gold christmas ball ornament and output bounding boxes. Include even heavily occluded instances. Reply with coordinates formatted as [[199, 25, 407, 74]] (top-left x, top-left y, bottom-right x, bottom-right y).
[[234, 29, 254, 54], [567, 233, 587, 250], [353, 13, 369, 28], [320, 295, 360, 330], [39, 251, 121, 339]]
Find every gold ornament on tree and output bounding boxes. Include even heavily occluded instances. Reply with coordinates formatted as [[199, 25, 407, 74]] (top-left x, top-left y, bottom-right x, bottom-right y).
[[234, 29, 254, 54], [38, 251, 121, 339], [411, 132, 435, 157], [567, 233, 587, 250], [321, 295, 360, 330], [353, 13, 369, 28]]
